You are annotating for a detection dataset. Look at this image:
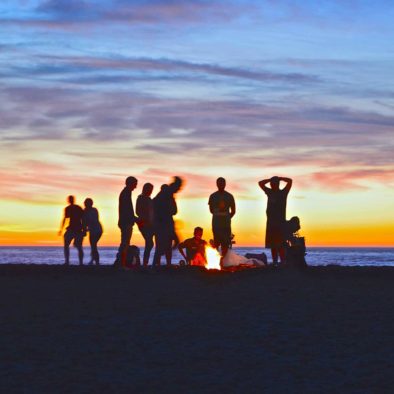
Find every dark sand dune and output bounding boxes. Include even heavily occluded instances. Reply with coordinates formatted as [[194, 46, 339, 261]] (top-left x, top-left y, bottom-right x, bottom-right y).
[[1, 265, 393, 393]]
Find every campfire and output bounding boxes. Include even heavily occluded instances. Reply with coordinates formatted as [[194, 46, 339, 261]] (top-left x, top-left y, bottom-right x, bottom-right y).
[[204, 246, 221, 270]]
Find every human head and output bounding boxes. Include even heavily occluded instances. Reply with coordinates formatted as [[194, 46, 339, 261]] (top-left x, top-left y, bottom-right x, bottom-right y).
[[84, 198, 93, 209], [270, 176, 280, 191], [216, 177, 226, 192], [142, 182, 154, 197], [193, 227, 203, 240], [125, 176, 138, 190], [67, 195, 75, 204]]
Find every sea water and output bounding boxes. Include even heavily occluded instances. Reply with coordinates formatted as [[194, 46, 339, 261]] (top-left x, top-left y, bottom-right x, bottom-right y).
[[0, 247, 393, 266]]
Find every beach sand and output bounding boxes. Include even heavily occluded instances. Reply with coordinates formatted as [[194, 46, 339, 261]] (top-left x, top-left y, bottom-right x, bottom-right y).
[[1, 264, 393, 393]]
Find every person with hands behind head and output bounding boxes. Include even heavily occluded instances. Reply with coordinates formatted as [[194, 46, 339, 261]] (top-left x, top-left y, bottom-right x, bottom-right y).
[[259, 176, 292, 266]]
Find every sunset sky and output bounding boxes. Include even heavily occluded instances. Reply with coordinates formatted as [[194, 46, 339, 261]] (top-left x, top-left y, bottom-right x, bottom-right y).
[[0, 0, 393, 247]]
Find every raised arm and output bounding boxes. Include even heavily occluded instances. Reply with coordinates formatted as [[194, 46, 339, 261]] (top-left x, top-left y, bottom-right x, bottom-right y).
[[258, 178, 271, 193], [168, 176, 183, 194], [280, 177, 293, 192]]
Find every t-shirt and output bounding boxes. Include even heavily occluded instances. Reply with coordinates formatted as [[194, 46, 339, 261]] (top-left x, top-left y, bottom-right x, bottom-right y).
[[208, 191, 235, 228], [65, 204, 84, 232], [264, 188, 289, 222], [118, 187, 135, 227], [179, 237, 207, 262], [83, 207, 102, 234], [136, 195, 154, 227]]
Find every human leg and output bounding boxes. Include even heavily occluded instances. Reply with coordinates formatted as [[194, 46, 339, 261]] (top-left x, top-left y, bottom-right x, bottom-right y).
[[90, 231, 102, 265], [271, 248, 278, 264], [74, 233, 84, 265], [63, 230, 73, 265], [117, 225, 133, 268], [141, 227, 154, 266]]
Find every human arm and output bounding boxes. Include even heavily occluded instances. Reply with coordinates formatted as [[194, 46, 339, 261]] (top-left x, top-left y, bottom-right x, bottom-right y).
[[58, 215, 66, 236], [177, 242, 187, 261], [258, 178, 271, 193], [58, 208, 67, 236], [208, 194, 215, 214], [229, 195, 236, 218], [168, 176, 183, 194], [280, 177, 293, 192]]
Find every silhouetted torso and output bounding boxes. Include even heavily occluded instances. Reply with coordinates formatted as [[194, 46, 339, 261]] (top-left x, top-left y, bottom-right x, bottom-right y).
[[136, 195, 154, 227], [153, 189, 177, 226], [118, 187, 135, 227], [264, 189, 288, 222], [178, 237, 207, 262], [208, 190, 234, 229], [83, 207, 102, 234], [65, 204, 84, 232]]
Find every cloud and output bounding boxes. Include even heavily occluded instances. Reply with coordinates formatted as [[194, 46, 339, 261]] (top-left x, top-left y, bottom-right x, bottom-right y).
[[300, 168, 394, 192], [1, 0, 256, 29], [3, 54, 320, 85]]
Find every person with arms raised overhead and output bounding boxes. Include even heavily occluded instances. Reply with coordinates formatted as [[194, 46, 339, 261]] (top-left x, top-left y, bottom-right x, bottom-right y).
[[115, 176, 139, 268], [136, 182, 155, 267], [259, 176, 292, 266], [208, 177, 236, 261], [83, 198, 103, 265], [58, 195, 85, 265]]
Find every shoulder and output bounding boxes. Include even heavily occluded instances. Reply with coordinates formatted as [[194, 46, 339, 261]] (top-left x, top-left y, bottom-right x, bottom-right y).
[[209, 191, 218, 199], [225, 191, 235, 200]]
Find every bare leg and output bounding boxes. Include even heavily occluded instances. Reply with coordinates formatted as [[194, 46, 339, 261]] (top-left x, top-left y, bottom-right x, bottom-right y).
[[77, 246, 84, 265], [63, 231, 73, 265], [279, 247, 286, 264], [143, 233, 154, 267], [271, 248, 278, 264]]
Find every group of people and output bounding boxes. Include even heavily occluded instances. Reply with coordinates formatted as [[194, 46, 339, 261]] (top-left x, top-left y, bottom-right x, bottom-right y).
[[59, 175, 293, 267]]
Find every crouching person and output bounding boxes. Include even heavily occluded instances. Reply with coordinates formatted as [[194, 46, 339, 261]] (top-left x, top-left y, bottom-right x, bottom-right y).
[[178, 227, 207, 266]]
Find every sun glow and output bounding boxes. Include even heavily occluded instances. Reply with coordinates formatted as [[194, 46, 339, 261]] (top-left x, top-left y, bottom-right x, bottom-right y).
[[204, 246, 221, 270]]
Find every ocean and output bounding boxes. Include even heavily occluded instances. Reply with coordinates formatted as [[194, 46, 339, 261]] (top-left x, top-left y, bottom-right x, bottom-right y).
[[0, 246, 393, 266]]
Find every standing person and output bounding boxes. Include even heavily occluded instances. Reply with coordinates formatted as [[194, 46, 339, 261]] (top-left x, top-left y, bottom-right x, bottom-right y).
[[115, 176, 139, 268], [152, 176, 183, 267], [58, 195, 85, 265], [259, 176, 292, 265], [208, 177, 236, 259], [136, 183, 154, 267], [83, 198, 103, 265], [178, 227, 207, 266]]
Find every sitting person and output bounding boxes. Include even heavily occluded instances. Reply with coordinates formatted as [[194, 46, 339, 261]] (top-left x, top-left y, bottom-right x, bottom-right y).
[[285, 216, 307, 267], [178, 227, 207, 266]]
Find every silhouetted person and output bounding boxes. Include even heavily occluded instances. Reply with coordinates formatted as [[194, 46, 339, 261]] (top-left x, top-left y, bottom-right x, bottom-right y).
[[208, 177, 236, 259], [152, 176, 183, 267], [58, 195, 84, 265], [83, 198, 103, 265], [178, 227, 207, 266], [116, 176, 139, 268], [136, 182, 154, 267], [259, 176, 292, 265]]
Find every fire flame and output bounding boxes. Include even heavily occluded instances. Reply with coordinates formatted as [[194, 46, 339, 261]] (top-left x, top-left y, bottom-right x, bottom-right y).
[[204, 246, 222, 270]]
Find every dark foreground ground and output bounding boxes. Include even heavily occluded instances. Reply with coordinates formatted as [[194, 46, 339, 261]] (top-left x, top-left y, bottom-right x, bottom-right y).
[[0, 265, 393, 393]]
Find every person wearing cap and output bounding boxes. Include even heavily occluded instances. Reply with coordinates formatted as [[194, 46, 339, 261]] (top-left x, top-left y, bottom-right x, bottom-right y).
[[259, 176, 292, 265]]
